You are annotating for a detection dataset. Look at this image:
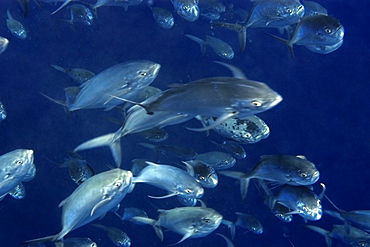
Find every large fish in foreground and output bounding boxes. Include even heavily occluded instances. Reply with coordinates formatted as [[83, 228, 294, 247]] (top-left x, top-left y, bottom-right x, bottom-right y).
[[132, 206, 223, 244], [22, 168, 133, 244], [43, 60, 160, 111], [0, 149, 35, 201]]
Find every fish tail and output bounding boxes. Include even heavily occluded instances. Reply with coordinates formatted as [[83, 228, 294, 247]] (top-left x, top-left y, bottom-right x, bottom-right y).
[[74, 131, 122, 167], [184, 34, 206, 56], [40, 92, 70, 115], [211, 22, 247, 53], [21, 234, 58, 245], [221, 219, 236, 239], [218, 171, 250, 200], [305, 225, 332, 247], [265, 32, 295, 59], [130, 217, 163, 240]]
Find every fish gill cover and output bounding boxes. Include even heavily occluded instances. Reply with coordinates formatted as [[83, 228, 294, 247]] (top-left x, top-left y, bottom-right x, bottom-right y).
[[0, 0, 368, 246]]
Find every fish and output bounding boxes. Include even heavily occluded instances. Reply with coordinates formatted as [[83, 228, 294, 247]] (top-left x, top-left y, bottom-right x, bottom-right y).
[[215, 233, 235, 247], [93, 0, 143, 11], [183, 160, 218, 188], [267, 15, 345, 58], [219, 155, 320, 199], [50, 64, 95, 84], [54, 238, 97, 247], [17, 0, 29, 17], [171, 0, 200, 22], [0, 149, 35, 201], [177, 196, 198, 206], [212, 0, 305, 52], [306, 224, 370, 247], [198, 0, 225, 20], [136, 76, 282, 131], [211, 140, 247, 159], [130, 158, 149, 176], [223, 212, 263, 239], [304, 39, 343, 54], [132, 206, 223, 244], [138, 142, 197, 160], [60, 4, 95, 30], [136, 127, 169, 142], [0, 101, 7, 121], [49, 0, 74, 15], [197, 114, 270, 144], [303, 1, 328, 17], [43, 60, 160, 112], [58, 156, 95, 185], [324, 195, 370, 233], [185, 34, 234, 59], [92, 224, 131, 247], [0, 36, 9, 54], [116, 207, 149, 225], [195, 151, 236, 170], [265, 184, 325, 221], [148, 5, 174, 29], [133, 161, 204, 199], [22, 168, 133, 244], [6, 10, 28, 39]]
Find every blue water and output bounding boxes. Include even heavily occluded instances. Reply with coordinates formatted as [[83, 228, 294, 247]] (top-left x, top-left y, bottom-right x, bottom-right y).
[[0, 0, 369, 246]]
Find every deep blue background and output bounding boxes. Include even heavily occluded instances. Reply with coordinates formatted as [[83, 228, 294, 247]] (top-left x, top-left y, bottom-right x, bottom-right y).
[[0, 0, 369, 246]]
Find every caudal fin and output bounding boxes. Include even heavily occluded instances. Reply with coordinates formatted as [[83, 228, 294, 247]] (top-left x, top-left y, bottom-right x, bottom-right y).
[[218, 171, 250, 200]]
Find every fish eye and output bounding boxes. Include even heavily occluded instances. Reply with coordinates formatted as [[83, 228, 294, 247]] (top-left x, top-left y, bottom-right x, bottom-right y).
[[203, 218, 211, 223], [285, 8, 292, 14], [325, 28, 332, 34], [199, 176, 205, 180], [16, 159, 23, 165], [184, 188, 193, 193], [114, 181, 122, 187], [139, 71, 147, 76], [252, 101, 262, 107], [183, 6, 188, 10], [91, 244, 97, 247], [300, 172, 308, 178]]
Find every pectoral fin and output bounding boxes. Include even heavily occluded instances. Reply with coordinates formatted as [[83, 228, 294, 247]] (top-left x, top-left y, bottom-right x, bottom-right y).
[[91, 198, 111, 216], [148, 192, 178, 199], [186, 112, 238, 131]]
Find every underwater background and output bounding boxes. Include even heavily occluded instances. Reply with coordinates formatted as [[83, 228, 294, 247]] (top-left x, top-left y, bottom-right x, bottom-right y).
[[0, 0, 369, 246]]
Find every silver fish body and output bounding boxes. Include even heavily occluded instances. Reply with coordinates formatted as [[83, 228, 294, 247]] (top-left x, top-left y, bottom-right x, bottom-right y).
[[171, 0, 200, 22], [197, 114, 270, 144], [92, 224, 131, 247], [148, 5, 174, 29], [234, 212, 263, 234], [132, 207, 223, 244], [23, 168, 133, 243], [137, 127, 169, 142], [67, 4, 94, 26], [303, 1, 327, 16], [54, 238, 97, 247], [195, 151, 236, 170], [0, 149, 35, 200], [6, 10, 28, 39], [198, 0, 225, 20], [214, 140, 247, 159], [268, 185, 323, 221], [0, 37, 9, 54], [141, 77, 282, 121], [184, 160, 218, 188], [0, 101, 7, 121], [133, 162, 204, 199], [185, 34, 234, 59], [59, 157, 95, 185], [51, 64, 95, 84], [219, 155, 320, 199]]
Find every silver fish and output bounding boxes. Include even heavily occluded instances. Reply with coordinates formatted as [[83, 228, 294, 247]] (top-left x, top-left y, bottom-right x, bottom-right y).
[[304, 39, 343, 54], [0, 149, 35, 200], [0, 37, 9, 54], [138, 76, 282, 131], [303, 1, 327, 17], [93, 0, 143, 11], [213, 0, 305, 52], [132, 206, 223, 244], [266, 184, 324, 221], [198, 0, 225, 20], [17, 0, 29, 17], [185, 34, 234, 59], [306, 224, 370, 247], [22, 168, 133, 243], [117, 207, 148, 225], [133, 161, 204, 199], [148, 5, 174, 29], [58, 156, 95, 185], [138, 142, 197, 160], [6, 10, 28, 39], [324, 195, 370, 233], [0, 101, 7, 121], [50, 64, 95, 84], [211, 140, 247, 159], [137, 127, 169, 142], [43, 60, 160, 111], [197, 114, 270, 144], [130, 158, 149, 176], [62, 4, 94, 29], [195, 151, 236, 170], [54, 238, 97, 247], [171, 0, 200, 22], [183, 160, 218, 188], [219, 155, 320, 199], [223, 212, 263, 239], [48, 0, 74, 15], [92, 224, 131, 247], [267, 15, 345, 58]]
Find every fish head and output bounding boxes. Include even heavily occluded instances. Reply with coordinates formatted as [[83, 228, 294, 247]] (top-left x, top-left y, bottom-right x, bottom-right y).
[[0, 149, 34, 182], [123, 60, 161, 89], [172, 0, 199, 22], [192, 161, 218, 188], [274, 0, 305, 24], [178, 183, 204, 198], [193, 209, 223, 235], [297, 197, 323, 221], [314, 16, 344, 45], [286, 156, 320, 186], [103, 169, 133, 199], [304, 39, 344, 54]]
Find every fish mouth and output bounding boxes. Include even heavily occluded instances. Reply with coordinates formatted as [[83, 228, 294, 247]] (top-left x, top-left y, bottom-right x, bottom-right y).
[[26, 149, 34, 163], [268, 93, 283, 108]]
